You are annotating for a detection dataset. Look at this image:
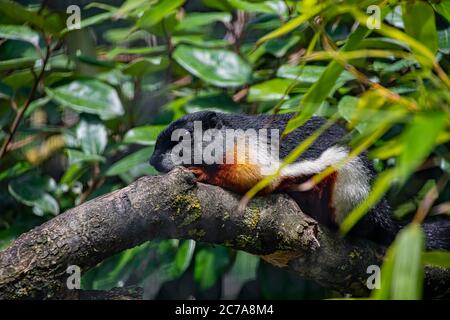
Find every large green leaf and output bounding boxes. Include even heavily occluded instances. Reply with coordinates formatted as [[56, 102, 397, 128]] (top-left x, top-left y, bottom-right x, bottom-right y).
[[0, 57, 35, 71], [0, 162, 32, 182], [402, 1, 438, 55], [106, 146, 154, 176], [257, 2, 325, 44], [138, 0, 185, 27], [283, 25, 372, 134], [184, 94, 240, 113], [0, 0, 46, 28], [121, 57, 169, 77], [194, 246, 230, 289], [0, 25, 39, 46], [76, 119, 108, 155], [169, 239, 196, 278], [390, 224, 425, 299], [175, 12, 231, 31], [60, 11, 115, 36], [123, 125, 166, 145], [8, 174, 59, 216], [66, 149, 105, 165], [437, 26, 450, 54], [227, 0, 286, 14], [422, 251, 450, 268], [173, 45, 252, 87], [228, 251, 258, 282], [433, 1, 450, 23], [247, 78, 294, 102], [397, 112, 447, 182], [46, 79, 124, 120], [277, 64, 354, 85]]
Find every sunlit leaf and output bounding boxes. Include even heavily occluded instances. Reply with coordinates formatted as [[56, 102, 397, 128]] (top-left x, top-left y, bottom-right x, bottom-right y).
[[123, 125, 166, 145], [175, 12, 231, 31], [173, 45, 252, 87], [46, 79, 124, 120], [390, 223, 424, 299], [106, 146, 154, 176], [284, 25, 372, 134], [76, 119, 108, 155], [257, 2, 325, 44], [122, 57, 169, 77], [60, 11, 115, 35], [0, 25, 40, 46], [402, 2, 438, 55], [397, 112, 447, 182], [433, 1, 450, 23], [66, 149, 105, 165], [422, 251, 450, 268], [138, 0, 185, 27], [170, 240, 196, 277], [248, 78, 295, 102]]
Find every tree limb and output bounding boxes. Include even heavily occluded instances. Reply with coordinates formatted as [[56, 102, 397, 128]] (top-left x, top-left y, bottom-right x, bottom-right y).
[[0, 168, 448, 299]]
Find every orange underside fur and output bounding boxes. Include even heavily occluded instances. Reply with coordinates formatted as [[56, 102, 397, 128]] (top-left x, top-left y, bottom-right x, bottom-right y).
[[189, 144, 279, 194], [189, 163, 274, 194]]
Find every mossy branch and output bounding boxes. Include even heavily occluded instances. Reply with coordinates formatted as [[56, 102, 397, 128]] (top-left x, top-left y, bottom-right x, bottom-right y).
[[0, 168, 448, 299]]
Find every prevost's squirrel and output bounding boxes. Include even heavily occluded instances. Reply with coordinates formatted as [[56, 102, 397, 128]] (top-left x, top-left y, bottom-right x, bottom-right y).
[[149, 111, 450, 250]]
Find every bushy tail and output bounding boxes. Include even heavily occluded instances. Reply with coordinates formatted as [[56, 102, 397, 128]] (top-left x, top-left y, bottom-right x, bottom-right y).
[[421, 217, 450, 251]]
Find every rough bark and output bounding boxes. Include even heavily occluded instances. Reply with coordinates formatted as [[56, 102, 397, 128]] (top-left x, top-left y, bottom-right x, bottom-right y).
[[0, 167, 448, 299]]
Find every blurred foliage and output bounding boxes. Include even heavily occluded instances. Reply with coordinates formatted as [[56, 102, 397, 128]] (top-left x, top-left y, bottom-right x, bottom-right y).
[[1, 0, 450, 299]]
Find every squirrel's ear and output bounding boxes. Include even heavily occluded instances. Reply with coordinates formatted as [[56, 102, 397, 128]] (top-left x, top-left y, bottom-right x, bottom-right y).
[[206, 112, 223, 129]]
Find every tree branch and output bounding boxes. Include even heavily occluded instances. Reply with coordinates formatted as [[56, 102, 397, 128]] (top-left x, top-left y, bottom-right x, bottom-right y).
[[0, 168, 448, 299]]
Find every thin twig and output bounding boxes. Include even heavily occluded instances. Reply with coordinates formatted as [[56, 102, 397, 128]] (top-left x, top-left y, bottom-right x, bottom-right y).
[[0, 37, 53, 159]]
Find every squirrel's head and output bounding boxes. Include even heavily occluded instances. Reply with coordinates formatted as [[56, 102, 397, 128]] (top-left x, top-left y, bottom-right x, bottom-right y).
[[149, 111, 224, 172]]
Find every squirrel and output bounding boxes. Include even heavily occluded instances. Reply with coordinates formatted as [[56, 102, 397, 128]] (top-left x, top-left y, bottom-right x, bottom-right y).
[[149, 111, 450, 251]]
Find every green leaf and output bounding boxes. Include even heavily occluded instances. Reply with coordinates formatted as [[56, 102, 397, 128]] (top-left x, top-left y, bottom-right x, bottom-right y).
[[121, 57, 169, 77], [402, 2, 438, 55], [437, 26, 450, 54], [173, 45, 252, 87], [283, 26, 372, 134], [60, 11, 115, 36], [8, 174, 59, 216], [106, 146, 154, 176], [277, 64, 354, 85], [66, 149, 105, 165], [397, 112, 447, 182], [170, 240, 196, 277], [184, 94, 240, 113], [0, 0, 49, 32], [390, 224, 425, 300], [138, 0, 185, 27], [228, 251, 258, 282], [123, 125, 166, 145], [227, 0, 286, 14], [175, 12, 231, 31], [46, 79, 124, 120], [262, 35, 301, 58], [433, 1, 450, 23], [0, 25, 40, 46], [194, 246, 230, 289], [247, 78, 294, 102], [0, 162, 32, 181], [257, 3, 325, 44], [0, 56, 35, 71], [422, 251, 450, 268], [76, 119, 108, 155]]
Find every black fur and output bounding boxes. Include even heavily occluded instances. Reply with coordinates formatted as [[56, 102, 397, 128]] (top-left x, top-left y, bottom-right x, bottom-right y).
[[150, 111, 449, 250]]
